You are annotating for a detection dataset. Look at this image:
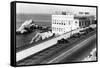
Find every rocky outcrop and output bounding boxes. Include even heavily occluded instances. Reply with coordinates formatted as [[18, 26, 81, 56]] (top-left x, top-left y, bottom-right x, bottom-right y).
[[16, 19, 38, 34], [16, 19, 52, 34], [29, 32, 41, 44], [29, 31, 54, 44]]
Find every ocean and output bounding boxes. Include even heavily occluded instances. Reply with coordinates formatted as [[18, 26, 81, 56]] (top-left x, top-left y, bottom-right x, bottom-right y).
[[16, 14, 51, 29]]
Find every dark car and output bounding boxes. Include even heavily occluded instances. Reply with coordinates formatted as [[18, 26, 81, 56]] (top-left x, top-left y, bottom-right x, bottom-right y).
[[85, 27, 94, 33], [57, 38, 69, 44], [70, 33, 80, 38]]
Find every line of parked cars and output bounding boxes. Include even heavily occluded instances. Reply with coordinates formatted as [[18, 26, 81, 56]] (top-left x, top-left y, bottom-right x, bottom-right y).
[[56, 27, 95, 45]]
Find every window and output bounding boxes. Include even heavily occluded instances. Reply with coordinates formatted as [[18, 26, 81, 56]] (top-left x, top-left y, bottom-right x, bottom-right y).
[[56, 20, 58, 23], [75, 21, 77, 24], [59, 28, 60, 32], [69, 21, 70, 25], [79, 21, 81, 27], [57, 28, 58, 31], [62, 20, 64, 23], [54, 20, 56, 24], [52, 27, 54, 31], [75, 21, 78, 26], [54, 27, 55, 31], [61, 20, 63, 23]]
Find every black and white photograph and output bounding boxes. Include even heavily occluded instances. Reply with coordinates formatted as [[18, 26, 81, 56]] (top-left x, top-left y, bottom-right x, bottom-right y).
[[11, 1, 97, 67]]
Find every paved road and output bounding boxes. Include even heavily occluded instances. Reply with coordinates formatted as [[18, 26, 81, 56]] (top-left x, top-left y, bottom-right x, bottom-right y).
[[17, 30, 96, 65], [44, 34, 96, 64], [60, 38, 96, 63]]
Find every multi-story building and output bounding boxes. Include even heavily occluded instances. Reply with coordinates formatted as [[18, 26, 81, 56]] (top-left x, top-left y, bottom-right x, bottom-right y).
[[52, 12, 79, 35], [51, 11, 95, 35], [75, 12, 95, 28]]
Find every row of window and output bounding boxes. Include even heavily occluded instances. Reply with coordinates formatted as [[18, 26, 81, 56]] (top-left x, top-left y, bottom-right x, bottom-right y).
[[52, 20, 78, 26], [52, 21, 71, 25], [52, 27, 66, 32], [53, 22, 66, 25], [52, 19, 72, 23], [79, 21, 90, 27]]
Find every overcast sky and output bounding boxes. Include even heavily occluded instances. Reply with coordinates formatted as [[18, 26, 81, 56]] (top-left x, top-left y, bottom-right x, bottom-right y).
[[16, 3, 96, 16]]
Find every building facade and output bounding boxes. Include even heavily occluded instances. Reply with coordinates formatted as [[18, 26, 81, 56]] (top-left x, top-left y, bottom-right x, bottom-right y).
[[74, 16, 95, 28], [52, 14, 79, 35]]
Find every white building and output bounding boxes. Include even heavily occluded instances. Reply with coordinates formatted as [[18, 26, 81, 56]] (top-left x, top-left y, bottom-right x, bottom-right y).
[[52, 14, 79, 35]]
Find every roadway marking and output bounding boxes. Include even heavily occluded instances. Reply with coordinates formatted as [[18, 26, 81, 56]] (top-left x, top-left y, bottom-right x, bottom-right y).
[[47, 34, 96, 63]]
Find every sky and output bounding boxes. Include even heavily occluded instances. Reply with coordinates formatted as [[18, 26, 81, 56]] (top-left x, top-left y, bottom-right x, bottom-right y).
[[16, 3, 96, 16]]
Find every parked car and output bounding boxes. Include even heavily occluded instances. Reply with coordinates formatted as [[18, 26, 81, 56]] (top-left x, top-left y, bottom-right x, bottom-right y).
[[57, 38, 69, 44], [71, 33, 80, 38]]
